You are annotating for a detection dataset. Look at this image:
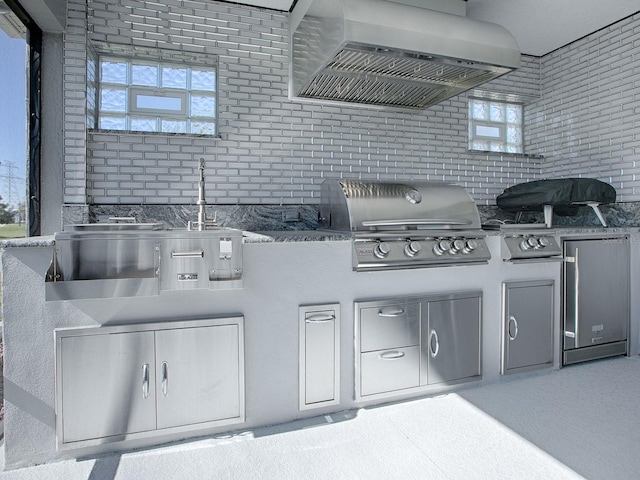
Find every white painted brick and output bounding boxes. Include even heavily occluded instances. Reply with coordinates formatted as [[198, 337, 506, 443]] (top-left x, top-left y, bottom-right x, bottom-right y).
[[64, 1, 640, 206]]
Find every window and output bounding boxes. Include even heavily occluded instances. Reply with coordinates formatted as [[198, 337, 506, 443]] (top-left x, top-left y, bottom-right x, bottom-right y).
[[96, 56, 217, 135], [468, 99, 523, 154]]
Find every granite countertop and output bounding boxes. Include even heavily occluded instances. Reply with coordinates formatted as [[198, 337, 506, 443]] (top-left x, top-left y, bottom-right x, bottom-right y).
[[0, 235, 55, 248], [248, 230, 351, 243]]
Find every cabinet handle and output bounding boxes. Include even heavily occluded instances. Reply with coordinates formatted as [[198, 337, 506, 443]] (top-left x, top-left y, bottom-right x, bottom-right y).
[[508, 315, 519, 340], [378, 307, 405, 317], [142, 363, 150, 399], [161, 361, 169, 397], [379, 350, 405, 360], [429, 329, 440, 358], [565, 247, 580, 342], [305, 313, 335, 323]]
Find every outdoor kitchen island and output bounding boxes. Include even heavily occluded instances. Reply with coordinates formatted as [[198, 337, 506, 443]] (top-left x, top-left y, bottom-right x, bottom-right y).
[[1, 227, 637, 470]]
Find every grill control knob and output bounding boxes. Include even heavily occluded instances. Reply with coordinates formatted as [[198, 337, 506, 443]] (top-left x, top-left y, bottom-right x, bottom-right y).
[[520, 236, 540, 250], [449, 239, 466, 254], [538, 236, 551, 248], [432, 239, 451, 256], [463, 239, 479, 254], [374, 242, 392, 259], [404, 241, 422, 257]]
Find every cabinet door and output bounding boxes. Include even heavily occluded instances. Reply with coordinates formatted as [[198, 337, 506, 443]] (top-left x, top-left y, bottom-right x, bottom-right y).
[[503, 281, 554, 373], [155, 325, 241, 430], [299, 306, 340, 410], [59, 331, 157, 444], [422, 295, 481, 385]]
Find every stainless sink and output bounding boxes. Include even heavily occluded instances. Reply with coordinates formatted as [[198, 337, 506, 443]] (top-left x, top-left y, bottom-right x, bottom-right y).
[[46, 225, 244, 300]]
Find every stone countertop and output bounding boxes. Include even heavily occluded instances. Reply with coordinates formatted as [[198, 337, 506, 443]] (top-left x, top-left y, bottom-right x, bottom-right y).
[[0, 235, 55, 248], [0, 231, 351, 248], [245, 230, 351, 243], [3, 226, 638, 249]]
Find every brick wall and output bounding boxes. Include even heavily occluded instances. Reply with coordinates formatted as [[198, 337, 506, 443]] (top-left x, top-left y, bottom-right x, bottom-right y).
[[64, 0, 543, 206], [530, 12, 640, 202]]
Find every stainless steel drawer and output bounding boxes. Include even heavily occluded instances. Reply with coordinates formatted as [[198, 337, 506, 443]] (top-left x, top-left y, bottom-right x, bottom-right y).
[[360, 346, 420, 396], [359, 301, 420, 352]]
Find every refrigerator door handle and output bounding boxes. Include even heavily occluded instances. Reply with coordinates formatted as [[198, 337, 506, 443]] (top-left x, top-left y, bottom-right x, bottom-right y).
[[564, 247, 579, 342]]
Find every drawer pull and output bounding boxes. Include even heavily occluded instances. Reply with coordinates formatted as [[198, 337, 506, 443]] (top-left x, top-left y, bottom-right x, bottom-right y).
[[379, 350, 405, 360], [378, 307, 405, 317], [306, 313, 335, 323]]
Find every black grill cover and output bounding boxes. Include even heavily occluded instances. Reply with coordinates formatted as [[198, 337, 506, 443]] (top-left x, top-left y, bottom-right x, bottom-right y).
[[496, 178, 616, 216]]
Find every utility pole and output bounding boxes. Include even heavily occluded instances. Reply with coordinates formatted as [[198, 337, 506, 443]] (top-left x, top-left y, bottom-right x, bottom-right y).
[[0, 160, 23, 208]]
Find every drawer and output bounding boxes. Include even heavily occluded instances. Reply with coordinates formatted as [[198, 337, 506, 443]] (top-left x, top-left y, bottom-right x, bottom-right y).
[[359, 302, 420, 352], [360, 346, 420, 396]]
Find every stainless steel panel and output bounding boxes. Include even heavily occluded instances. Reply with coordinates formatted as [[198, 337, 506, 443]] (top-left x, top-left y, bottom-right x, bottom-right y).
[[160, 234, 243, 291], [48, 228, 243, 299], [360, 346, 420, 396], [502, 280, 554, 374], [421, 295, 481, 385], [155, 324, 241, 429], [563, 340, 627, 365], [291, 0, 519, 109], [57, 236, 159, 281], [319, 180, 482, 232], [299, 304, 341, 410], [359, 301, 420, 352], [305, 311, 336, 405], [563, 237, 629, 353], [58, 331, 157, 444], [55, 317, 245, 450]]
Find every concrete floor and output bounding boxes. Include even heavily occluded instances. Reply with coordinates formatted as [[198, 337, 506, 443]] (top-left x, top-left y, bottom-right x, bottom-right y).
[[1, 355, 639, 480]]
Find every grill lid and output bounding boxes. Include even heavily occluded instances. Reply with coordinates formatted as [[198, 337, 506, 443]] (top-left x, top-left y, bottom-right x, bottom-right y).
[[319, 180, 482, 232]]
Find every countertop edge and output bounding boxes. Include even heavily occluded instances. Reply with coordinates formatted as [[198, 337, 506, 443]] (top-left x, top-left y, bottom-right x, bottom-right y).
[[3, 227, 638, 248]]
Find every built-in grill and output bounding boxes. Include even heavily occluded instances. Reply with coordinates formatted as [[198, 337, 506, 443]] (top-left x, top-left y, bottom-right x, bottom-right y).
[[318, 180, 491, 271]]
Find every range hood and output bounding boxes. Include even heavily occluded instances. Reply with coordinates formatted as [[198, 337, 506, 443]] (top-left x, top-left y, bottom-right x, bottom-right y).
[[290, 0, 521, 109]]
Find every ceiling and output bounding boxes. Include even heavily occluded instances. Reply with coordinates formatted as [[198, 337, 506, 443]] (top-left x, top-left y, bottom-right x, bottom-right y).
[[238, 0, 640, 56], [10, 0, 640, 55]]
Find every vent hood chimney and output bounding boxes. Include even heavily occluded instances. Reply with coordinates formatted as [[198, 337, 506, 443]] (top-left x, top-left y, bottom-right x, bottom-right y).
[[290, 0, 521, 109]]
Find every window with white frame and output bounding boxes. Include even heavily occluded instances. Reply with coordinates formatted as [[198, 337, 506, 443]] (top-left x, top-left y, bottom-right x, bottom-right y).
[[468, 98, 523, 154], [97, 56, 217, 135]]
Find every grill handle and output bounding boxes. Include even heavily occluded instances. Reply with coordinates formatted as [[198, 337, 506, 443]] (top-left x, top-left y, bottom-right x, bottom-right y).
[[361, 218, 472, 228]]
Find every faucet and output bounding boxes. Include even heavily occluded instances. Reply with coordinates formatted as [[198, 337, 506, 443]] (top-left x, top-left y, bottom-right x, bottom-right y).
[[188, 158, 217, 231]]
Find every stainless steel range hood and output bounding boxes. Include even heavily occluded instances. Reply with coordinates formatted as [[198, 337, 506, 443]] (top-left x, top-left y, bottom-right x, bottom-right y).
[[290, 0, 521, 109]]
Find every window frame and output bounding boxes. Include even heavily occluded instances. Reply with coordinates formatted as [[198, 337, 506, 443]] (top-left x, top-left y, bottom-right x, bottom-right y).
[[468, 98, 524, 154], [95, 54, 218, 136]]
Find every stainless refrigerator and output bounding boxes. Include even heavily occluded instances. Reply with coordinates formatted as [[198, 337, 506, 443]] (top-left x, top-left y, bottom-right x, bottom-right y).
[[562, 236, 629, 365]]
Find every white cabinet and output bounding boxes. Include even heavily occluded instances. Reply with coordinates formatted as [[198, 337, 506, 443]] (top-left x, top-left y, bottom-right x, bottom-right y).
[[502, 280, 554, 374], [55, 317, 244, 449], [299, 304, 340, 410]]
